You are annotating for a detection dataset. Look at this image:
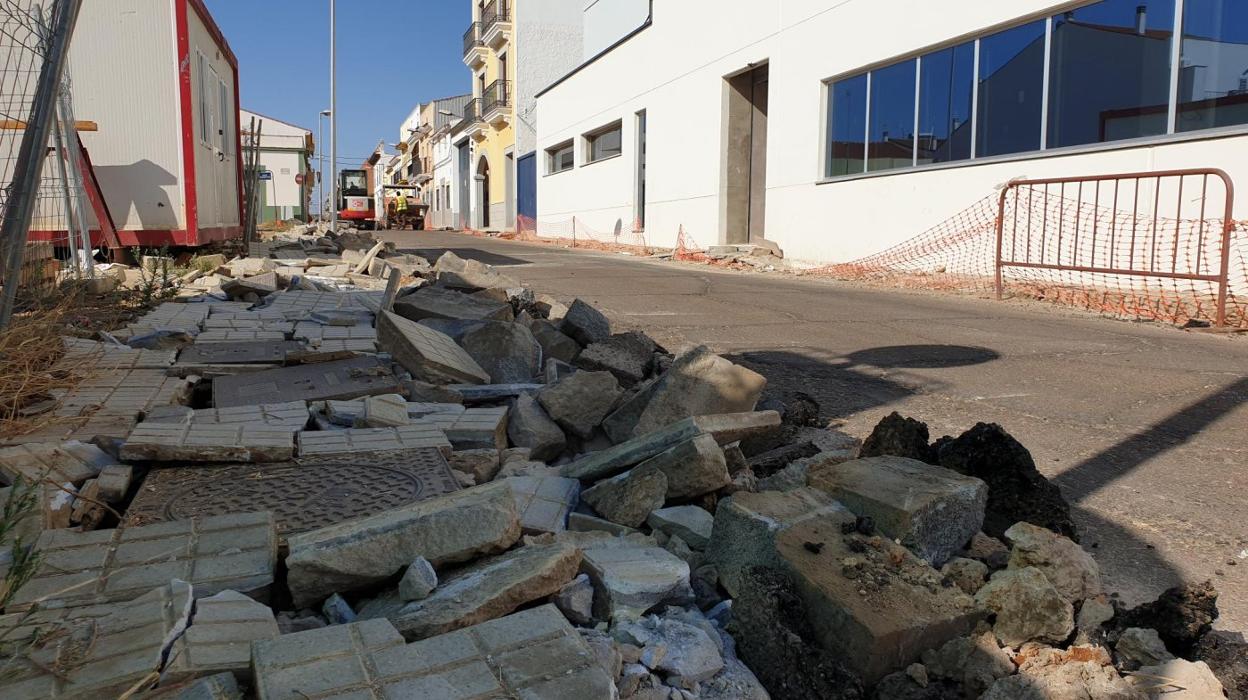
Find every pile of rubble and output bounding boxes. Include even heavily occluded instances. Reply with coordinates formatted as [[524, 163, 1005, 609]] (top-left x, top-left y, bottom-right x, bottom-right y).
[[0, 235, 1243, 700]]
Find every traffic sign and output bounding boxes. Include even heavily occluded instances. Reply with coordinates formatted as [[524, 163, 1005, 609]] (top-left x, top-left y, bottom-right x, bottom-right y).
[[295, 173, 305, 185], [258, 171, 273, 181]]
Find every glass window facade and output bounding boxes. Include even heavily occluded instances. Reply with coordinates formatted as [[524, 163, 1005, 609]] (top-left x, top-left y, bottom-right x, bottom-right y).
[[867, 60, 917, 172], [586, 123, 622, 162], [547, 141, 574, 173], [918, 41, 975, 165], [977, 20, 1046, 157], [1177, 0, 1248, 132], [826, 73, 867, 177]]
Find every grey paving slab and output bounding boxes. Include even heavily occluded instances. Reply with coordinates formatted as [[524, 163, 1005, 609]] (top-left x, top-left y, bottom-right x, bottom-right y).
[[377, 310, 491, 385], [9, 511, 278, 610], [0, 580, 193, 700], [251, 604, 612, 700], [505, 475, 581, 534], [0, 440, 113, 486], [165, 589, 279, 683], [124, 448, 460, 543], [177, 340, 306, 365], [207, 307, 288, 321], [2, 414, 138, 446], [57, 337, 176, 370], [201, 318, 295, 333], [212, 356, 400, 408], [444, 406, 509, 451], [263, 290, 382, 313], [195, 330, 289, 344], [120, 422, 297, 462], [190, 401, 310, 429], [297, 424, 452, 457], [116, 303, 212, 338], [49, 368, 192, 419]]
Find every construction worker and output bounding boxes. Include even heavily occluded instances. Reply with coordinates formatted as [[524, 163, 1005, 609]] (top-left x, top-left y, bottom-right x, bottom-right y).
[[395, 191, 408, 216]]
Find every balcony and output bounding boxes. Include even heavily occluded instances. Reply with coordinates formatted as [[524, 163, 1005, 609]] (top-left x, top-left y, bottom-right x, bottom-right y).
[[460, 97, 487, 140], [481, 0, 512, 50], [482, 79, 511, 127], [462, 22, 487, 68]]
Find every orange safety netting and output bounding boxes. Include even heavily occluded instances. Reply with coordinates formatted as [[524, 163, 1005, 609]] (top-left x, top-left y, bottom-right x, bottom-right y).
[[509, 215, 653, 255]]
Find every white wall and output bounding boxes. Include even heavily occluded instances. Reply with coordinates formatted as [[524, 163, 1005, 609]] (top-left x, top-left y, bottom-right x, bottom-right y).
[[515, 0, 584, 155], [582, 0, 649, 57], [431, 130, 460, 228], [187, 3, 240, 230], [536, 0, 1248, 264], [241, 110, 310, 211]]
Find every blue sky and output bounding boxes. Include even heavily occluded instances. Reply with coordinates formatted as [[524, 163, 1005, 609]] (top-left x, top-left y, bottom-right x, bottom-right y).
[[206, 0, 472, 170]]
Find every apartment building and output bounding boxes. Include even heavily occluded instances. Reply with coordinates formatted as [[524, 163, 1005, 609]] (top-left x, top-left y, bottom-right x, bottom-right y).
[[535, 0, 1248, 263], [459, 0, 582, 231]]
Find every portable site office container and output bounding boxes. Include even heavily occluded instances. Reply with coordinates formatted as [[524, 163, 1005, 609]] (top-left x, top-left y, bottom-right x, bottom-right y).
[[55, 0, 242, 248]]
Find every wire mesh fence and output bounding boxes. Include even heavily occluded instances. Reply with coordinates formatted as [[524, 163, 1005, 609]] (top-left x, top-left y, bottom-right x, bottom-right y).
[[0, 0, 85, 328]]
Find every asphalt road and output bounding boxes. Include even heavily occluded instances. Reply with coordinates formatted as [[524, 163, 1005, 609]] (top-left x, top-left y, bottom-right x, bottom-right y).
[[381, 229, 1248, 630]]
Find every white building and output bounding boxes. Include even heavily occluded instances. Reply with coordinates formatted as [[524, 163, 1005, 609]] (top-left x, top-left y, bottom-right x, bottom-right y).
[[536, 0, 1248, 264], [427, 95, 473, 229], [241, 110, 313, 224]]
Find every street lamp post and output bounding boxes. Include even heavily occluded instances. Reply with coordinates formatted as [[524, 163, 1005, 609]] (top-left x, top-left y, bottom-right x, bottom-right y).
[[318, 109, 330, 226], [329, 0, 337, 233]]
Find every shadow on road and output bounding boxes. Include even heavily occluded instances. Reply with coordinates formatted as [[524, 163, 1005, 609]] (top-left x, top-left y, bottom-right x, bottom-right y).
[[395, 246, 534, 268]]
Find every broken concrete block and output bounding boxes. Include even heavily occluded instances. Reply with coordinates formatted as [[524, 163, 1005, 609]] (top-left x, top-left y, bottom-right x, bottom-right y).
[[120, 422, 296, 463], [445, 406, 509, 451], [554, 573, 595, 625], [252, 605, 613, 699], [635, 432, 730, 499], [165, 589, 279, 683], [921, 632, 1016, 697], [322, 593, 358, 625], [505, 474, 580, 534], [528, 318, 581, 364], [285, 481, 522, 607], [507, 393, 566, 461], [975, 566, 1074, 646], [568, 511, 641, 537], [635, 615, 725, 684], [1132, 658, 1225, 699], [433, 250, 521, 291], [393, 286, 514, 323], [581, 463, 668, 528], [1004, 521, 1102, 603], [560, 298, 611, 346], [647, 506, 715, 550], [808, 455, 987, 566], [581, 545, 693, 622], [0, 580, 192, 699], [358, 543, 582, 641], [212, 356, 400, 408], [776, 513, 981, 684], [941, 557, 990, 595], [982, 646, 1141, 699], [704, 488, 849, 597], [356, 393, 410, 428], [399, 557, 438, 602], [631, 346, 767, 438], [537, 370, 621, 439], [377, 310, 490, 385], [460, 321, 542, 384], [0, 440, 111, 486], [1117, 627, 1176, 669], [449, 448, 501, 483], [144, 672, 243, 700], [70, 478, 106, 530], [575, 331, 657, 386], [9, 512, 278, 610]]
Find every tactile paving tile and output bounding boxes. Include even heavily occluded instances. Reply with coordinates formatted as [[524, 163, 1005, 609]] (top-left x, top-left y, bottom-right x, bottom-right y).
[[125, 448, 460, 543], [56, 337, 176, 371], [177, 340, 306, 365]]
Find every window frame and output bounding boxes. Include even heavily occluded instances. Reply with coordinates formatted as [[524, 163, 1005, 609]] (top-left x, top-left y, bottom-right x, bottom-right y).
[[817, 0, 1248, 184], [546, 139, 574, 175], [583, 120, 624, 164]]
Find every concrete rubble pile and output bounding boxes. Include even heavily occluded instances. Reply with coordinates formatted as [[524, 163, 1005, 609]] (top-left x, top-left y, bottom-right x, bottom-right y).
[[0, 237, 1241, 700]]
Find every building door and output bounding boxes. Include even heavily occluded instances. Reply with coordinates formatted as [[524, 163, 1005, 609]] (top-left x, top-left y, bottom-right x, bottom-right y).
[[504, 152, 515, 229], [722, 63, 769, 244], [517, 152, 536, 221], [635, 110, 647, 231], [477, 156, 491, 229], [457, 140, 471, 229]]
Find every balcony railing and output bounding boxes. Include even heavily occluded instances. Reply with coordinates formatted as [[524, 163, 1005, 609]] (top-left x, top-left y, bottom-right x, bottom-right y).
[[463, 22, 482, 57], [483, 1, 511, 32], [483, 79, 511, 115], [462, 98, 483, 126]]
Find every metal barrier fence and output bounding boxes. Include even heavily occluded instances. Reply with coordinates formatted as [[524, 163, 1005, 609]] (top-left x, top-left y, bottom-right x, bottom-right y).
[[995, 170, 1236, 327], [0, 0, 84, 329]]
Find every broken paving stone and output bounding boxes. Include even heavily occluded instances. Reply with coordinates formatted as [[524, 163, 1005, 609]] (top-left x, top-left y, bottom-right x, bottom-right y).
[[393, 285, 514, 323], [601, 374, 661, 443], [0, 440, 113, 486], [941, 557, 989, 595], [399, 557, 438, 602], [554, 573, 595, 626], [0, 580, 193, 700], [528, 318, 582, 364], [322, 593, 358, 625], [444, 406, 509, 451], [581, 545, 694, 622], [505, 474, 580, 534], [296, 424, 452, 457], [212, 355, 400, 408], [188, 401, 311, 430], [704, 487, 849, 598], [449, 448, 501, 483], [403, 380, 465, 404], [1116, 627, 1176, 669], [776, 513, 980, 685], [648, 507, 714, 553], [432, 250, 521, 291], [119, 422, 296, 463], [507, 392, 566, 461], [560, 298, 611, 346], [568, 511, 641, 537], [285, 481, 521, 607], [537, 370, 622, 439], [1005, 521, 1102, 603], [70, 478, 106, 530], [631, 345, 767, 439], [575, 331, 657, 386], [635, 432, 731, 500], [377, 310, 490, 386], [145, 672, 243, 700], [356, 393, 410, 428], [975, 566, 1074, 646], [1133, 659, 1225, 699], [638, 617, 725, 685], [358, 542, 582, 641], [459, 321, 542, 384], [9, 512, 277, 610], [808, 455, 987, 566], [581, 463, 668, 528], [164, 589, 279, 683], [252, 605, 613, 700]]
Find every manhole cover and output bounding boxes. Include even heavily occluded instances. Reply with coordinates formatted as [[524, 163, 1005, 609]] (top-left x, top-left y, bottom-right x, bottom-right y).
[[125, 448, 460, 542]]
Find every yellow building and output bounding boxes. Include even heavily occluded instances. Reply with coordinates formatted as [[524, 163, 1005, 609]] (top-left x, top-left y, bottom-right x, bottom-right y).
[[462, 0, 515, 231]]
